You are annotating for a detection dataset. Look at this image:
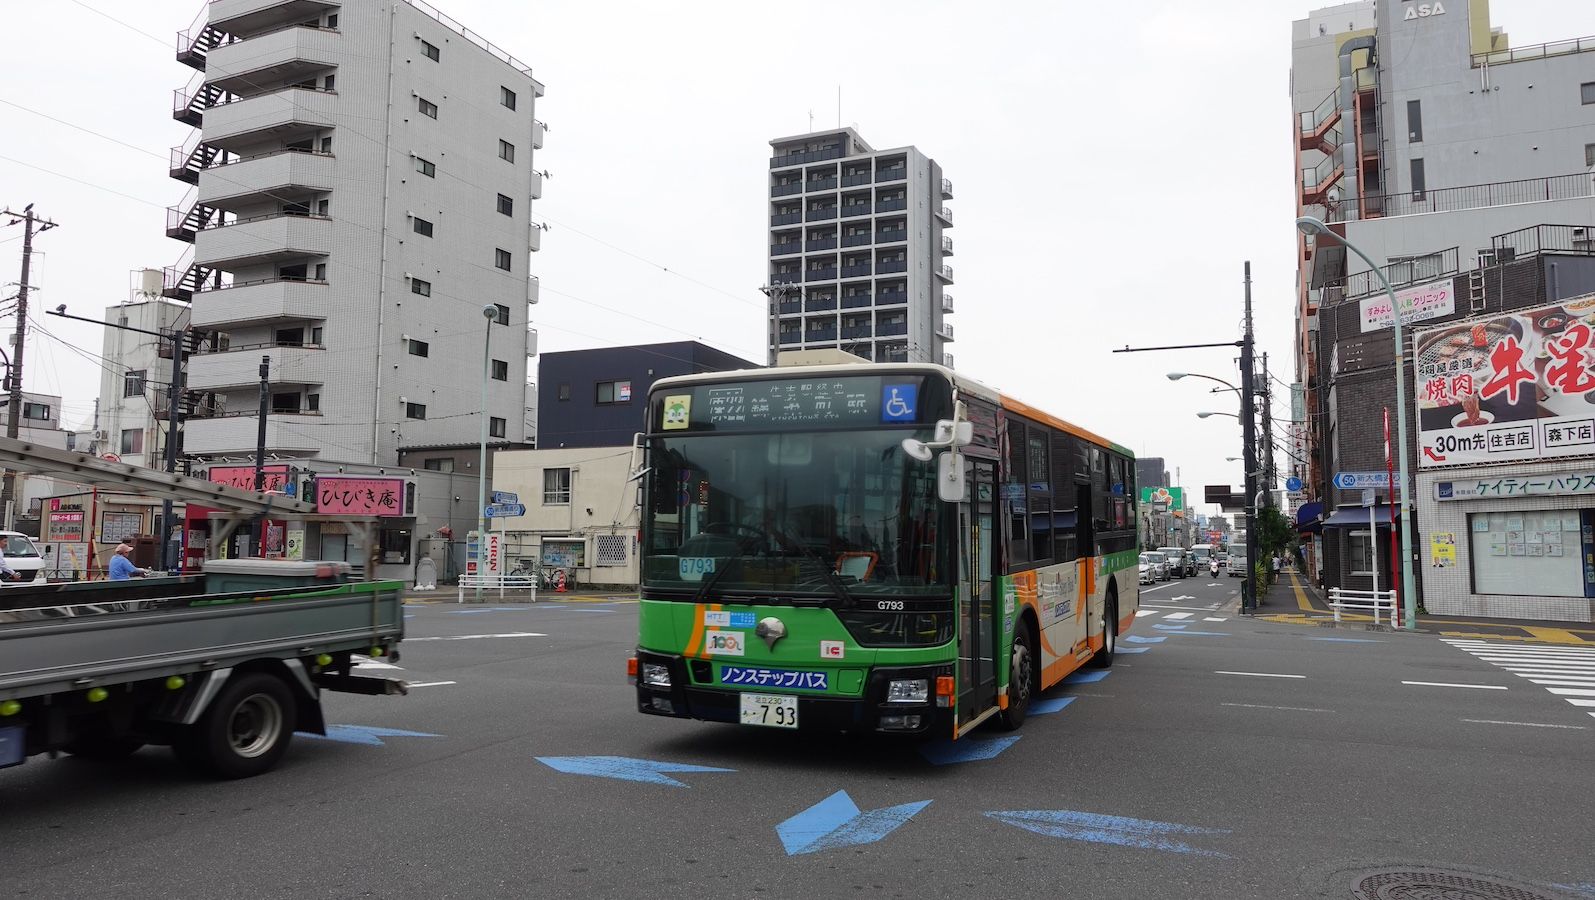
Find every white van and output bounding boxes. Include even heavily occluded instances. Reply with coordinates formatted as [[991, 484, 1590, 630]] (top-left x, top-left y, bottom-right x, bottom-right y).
[[1226, 552, 1248, 578], [0, 531, 45, 585]]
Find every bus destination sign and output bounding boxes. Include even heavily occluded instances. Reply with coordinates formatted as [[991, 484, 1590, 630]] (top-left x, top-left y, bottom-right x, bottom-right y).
[[659, 375, 929, 431]]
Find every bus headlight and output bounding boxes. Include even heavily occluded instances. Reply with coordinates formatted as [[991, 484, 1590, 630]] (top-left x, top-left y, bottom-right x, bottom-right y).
[[641, 663, 672, 688], [886, 678, 929, 704]]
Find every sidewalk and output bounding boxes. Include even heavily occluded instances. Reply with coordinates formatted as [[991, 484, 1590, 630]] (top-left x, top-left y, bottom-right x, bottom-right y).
[[1255, 570, 1595, 645]]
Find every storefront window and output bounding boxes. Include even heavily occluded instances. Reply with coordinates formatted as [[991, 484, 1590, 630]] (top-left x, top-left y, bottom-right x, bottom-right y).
[[379, 528, 412, 565], [1347, 530, 1374, 575], [1468, 510, 1582, 597]]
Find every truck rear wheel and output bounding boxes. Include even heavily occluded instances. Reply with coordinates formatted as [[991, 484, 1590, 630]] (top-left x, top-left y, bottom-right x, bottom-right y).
[[182, 672, 297, 779]]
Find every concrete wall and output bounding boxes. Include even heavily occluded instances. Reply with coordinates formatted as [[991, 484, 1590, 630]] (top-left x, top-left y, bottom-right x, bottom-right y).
[[489, 445, 641, 588], [1343, 196, 1595, 281]]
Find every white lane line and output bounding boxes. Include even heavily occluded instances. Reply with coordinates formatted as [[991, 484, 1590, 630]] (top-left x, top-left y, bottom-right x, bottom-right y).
[[406, 681, 458, 688], [1462, 718, 1587, 730], [1140, 584, 1175, 593], [1204, 617, 1229, 622], [1135, 610, 1158, 618], [1164, 612, 1195, 620], [1401, 680, 1508, 690], [1215, 671, 1306, 679], [407, 632, 547, 641], [1206, 582, 1222, 587], [1221, 702, 1332, 713]]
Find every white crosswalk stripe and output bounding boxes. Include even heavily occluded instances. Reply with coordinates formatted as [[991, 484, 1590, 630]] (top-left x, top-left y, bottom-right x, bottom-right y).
[[1163, 611, 1195, 620], [1443, 638, 1595, 720]]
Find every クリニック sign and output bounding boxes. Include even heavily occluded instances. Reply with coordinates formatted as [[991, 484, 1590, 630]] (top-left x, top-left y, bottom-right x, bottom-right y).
[[1358, 278, 1455, 334]]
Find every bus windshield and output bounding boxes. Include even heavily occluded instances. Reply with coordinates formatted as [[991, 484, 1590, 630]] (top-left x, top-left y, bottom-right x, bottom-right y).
[[643, 429, 950, 600]]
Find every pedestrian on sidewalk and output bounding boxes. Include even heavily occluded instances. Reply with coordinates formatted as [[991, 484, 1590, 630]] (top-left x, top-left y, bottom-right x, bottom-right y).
[[1272, 555, 1283, 578]]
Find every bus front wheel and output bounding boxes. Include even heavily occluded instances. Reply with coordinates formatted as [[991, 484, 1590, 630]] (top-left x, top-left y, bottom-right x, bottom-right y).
[[999, 621, 1037, 730], [1091, 591, 1117, 669]]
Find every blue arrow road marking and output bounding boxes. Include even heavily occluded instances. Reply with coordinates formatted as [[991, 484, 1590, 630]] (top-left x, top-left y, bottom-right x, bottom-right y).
[[1153, 623, 1189, 630], [1062, 670, 1110, 685], [1307, 637, 1385, 643], [919, 735, 1020, 765], [298, 725, 442, 747], [777, 791, 931, 855], [1117, 647, 1150, 654], [535, 755, 734, 787], [1125, 635, 1166, 644], [985, 809, 1232, 858], [1162, 630, 1231, 636], [1030, 696, 1076, 715]]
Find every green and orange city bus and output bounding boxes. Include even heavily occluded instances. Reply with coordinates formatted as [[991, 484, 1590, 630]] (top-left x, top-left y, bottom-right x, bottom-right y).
[[628, 362, 1138, 739]]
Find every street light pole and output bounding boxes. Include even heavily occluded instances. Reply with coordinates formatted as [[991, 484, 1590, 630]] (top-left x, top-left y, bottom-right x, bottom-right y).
[[476, 304, 497, 602], [1298, 216, 1417, 630]]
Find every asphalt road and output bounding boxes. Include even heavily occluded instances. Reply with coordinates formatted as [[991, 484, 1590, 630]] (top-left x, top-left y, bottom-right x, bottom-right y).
[[4, 582, 1595, 900]]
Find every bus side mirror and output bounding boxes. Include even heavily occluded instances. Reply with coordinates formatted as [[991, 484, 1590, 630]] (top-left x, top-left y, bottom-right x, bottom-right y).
[[937, 450, 966, 503]]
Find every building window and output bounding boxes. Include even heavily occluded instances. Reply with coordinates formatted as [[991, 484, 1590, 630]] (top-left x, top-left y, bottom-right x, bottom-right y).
[[120, 428, 143, 455], [314, 262, 326, 280], [311, 326, 323, 344], [417, 97, 438, 118], [542, 467, 571, 504], [326, 13, 337, 28], [123, 370, 146, 398], [406, 402, 427, 420], [1586, 143, 1595, 168], [558, 383, 571, 401], [495, 248, 512, 271], [407, 339, 429, 357], [500, 86, 517, 110], [410, 277, 431, 297], [322, 74, 335, 91], [415, 156, 435, 177], [497, 193, 514, 216], [1347, 530, 1374, 575], [491, 359, 508, 381], [596, 380, 632, 404], [490, 416, 507, 438], [1409, 158, 1426, 201], [420, 39, 439, 61], [1469, 510, 1582, 597], [413, 216, 434, 237], [22, 402, 49, 420], [271, 392, 300, 413], [320, 135, 332, 153], [498, 140, 515, 162], [494, 303, 511, 325], [307, 392, 320, 412], [1406, 99, 1423, 142], [422, 457, 454, 472], [1584, 82, 1595, 105]]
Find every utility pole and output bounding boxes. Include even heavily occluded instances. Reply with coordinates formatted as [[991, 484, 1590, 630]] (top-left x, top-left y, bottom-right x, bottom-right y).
[[1240, 262, 1260, 613], [1, 206, 57, 527], [1260, 351, 1277, 509], [252, 355, 269, 556], [160, 327, 185, 570]]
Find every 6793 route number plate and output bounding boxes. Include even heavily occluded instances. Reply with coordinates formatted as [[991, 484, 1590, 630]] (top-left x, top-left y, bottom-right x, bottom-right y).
[[739, 693, 798, 729]]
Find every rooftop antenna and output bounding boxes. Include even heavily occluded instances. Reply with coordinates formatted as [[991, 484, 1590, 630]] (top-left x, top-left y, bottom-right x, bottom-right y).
[[808, 109, 813, 131], [837, 85, 842, 129]]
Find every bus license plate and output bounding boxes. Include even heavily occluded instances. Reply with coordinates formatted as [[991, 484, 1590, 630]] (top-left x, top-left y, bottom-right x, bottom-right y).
[[739, 693, 798, 729]]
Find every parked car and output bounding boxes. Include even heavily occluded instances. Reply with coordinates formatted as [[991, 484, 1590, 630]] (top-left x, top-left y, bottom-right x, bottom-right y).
[[1157, 546, 1192, 578], [1138, 555, 1156, 585]]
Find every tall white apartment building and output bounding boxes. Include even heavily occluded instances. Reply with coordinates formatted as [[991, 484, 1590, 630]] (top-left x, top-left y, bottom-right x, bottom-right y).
[[97, 292, 192, 470], [164, 0, 546, 465], [766, 128, 954, 366]]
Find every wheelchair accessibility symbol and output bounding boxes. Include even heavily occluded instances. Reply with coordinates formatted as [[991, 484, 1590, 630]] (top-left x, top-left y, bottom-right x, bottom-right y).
[[881, 384, 917, 422]]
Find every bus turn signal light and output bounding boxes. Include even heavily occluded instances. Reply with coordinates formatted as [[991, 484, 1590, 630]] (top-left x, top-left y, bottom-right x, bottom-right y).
[[935, 676, 954, 697], [626, 657, 639, 681]]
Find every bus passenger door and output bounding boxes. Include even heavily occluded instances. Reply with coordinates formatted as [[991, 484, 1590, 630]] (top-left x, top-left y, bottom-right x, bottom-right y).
[[1076, 481, 1096, 640], [957, 459, 998, 727]]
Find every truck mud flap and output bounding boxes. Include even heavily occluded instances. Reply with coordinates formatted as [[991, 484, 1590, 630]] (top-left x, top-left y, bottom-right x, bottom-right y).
[[311, 673, 409, 696]]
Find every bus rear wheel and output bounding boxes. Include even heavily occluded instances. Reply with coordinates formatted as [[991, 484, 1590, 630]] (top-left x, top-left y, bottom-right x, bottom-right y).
[[999, 621, 1037, 730], [1091, 591, 1117, 669]]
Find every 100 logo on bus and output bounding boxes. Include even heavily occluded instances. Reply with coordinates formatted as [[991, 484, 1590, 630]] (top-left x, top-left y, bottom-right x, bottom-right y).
[[704, 631, 746, 656]]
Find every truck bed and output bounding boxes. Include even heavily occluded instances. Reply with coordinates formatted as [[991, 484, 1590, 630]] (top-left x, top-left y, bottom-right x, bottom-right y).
[[0, 580, 405, 701]]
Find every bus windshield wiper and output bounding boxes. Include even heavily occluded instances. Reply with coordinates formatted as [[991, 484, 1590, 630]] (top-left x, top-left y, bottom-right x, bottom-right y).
[[765, 526, 856, 607], [690, 530, 763, 604]]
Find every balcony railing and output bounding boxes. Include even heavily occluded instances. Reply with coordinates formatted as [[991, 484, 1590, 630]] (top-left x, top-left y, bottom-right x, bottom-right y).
[[841, 233, 872, 247], [877, 260, 907, 274], [806, 207, 838, 221], [771, 182, 803, 197], [876, 199, 907, 213], [770, 241, 801, 256], [806, 327, 837, 341], [935, 206, 954, 224], [876, 322, 908, 336], [1471, 34, 1595, 67], [771, 146, 843, 169], [805, 297, 838, 312], [942, 293, 955, 313], [937, 265, 955, 281], [1329, 172, 1595, 223], [841, 294, 872, 309], [770, 272, 802, 285], [806, 177, 838, 192], [840, 204, 871, 219], [875, 168, 906, 182], [776, 301, 801, 315], [197, 274, 324, 294], [876, 230, 906, 244], [941, 236, 954, 254], [877, 291, 908, 305], [840, 264, 872, 278], [940, 177, 954, 199], [806, 238, 837, 252], [771, 212, 801, 226], [779, 332, 803, 344], [841, 172, 872, 187], [841, 325, 872, 339], [196, 339, 325, 355], [1490, 224, 1595, 261], [805, 268, 837, 282], [1340, 247, 1459, 300], [1298, 88, 1340, 138]]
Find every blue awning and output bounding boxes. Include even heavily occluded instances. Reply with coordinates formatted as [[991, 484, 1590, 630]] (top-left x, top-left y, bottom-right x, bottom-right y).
[[1295, 501, 1323, 532], [1321, 504, 1397, 528]]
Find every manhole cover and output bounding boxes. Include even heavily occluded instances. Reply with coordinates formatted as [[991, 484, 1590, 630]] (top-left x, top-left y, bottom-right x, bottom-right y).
[[1350, 868, 1569, 900]]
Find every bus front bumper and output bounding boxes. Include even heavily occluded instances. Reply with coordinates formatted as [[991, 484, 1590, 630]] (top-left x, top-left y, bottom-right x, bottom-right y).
[[633, 651, 952, 736]]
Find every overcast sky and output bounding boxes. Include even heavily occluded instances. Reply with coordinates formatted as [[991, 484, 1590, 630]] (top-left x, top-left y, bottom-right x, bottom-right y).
[[3, 0, 1592, 514]]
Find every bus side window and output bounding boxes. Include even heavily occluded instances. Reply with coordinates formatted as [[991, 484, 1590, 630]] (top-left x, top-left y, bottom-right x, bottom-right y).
[[1027, 427, 1052, 563], [1004, 417, 1029, 569]]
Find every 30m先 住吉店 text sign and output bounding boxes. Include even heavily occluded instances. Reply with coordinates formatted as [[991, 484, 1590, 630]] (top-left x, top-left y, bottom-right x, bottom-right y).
[[1414, 294, 1595, 467], [1359, 278, 1455, 334], [1436, 472, 1595, 500], [314, 476, 407, 517]]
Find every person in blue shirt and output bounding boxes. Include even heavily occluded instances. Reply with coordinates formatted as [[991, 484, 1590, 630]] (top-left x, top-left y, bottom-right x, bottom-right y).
[[109, 543, 148, 580]]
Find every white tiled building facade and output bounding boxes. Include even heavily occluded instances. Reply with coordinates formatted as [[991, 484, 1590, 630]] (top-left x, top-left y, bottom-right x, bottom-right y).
[[166, 0, 545, 464]]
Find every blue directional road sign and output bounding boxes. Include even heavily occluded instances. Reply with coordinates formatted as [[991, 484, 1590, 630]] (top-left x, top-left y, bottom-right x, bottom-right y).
[[491, 490, 519, 504], [1333, 471, 1388, 490], [535, 755, 734, 787], [984, 809, 1233, 858], [484, 502, 527, 518], [777, 790, 931, 855], [1285, 476, 1303, 492]]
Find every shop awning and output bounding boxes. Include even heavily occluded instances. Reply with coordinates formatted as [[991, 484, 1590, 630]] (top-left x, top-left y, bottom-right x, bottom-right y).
[[1321, 504, 1397, 528], [1295, 501, 1323, 533]]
